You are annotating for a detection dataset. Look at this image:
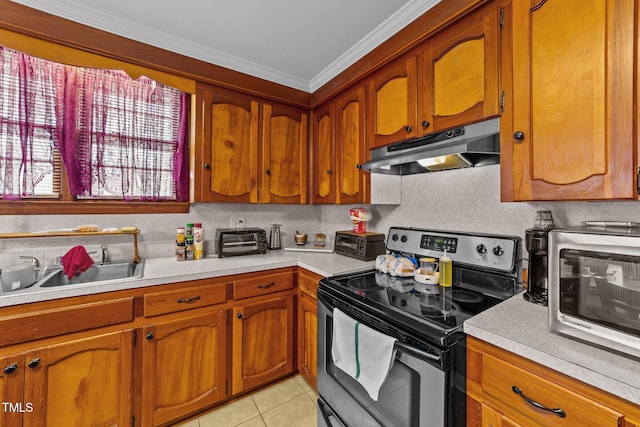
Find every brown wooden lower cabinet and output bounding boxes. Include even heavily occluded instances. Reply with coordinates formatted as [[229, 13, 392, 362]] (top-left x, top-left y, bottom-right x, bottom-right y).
[[140, 308, 228, 427], [0, 267, 307, 427], [232, 293, 295, 395], [297, 268, 322, 390], [467, 336, 640, 427], [0, 330, 134, 427]]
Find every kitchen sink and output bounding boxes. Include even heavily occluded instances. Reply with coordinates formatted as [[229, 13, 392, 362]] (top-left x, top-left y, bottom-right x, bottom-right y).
[[34, 259, 144, 288]]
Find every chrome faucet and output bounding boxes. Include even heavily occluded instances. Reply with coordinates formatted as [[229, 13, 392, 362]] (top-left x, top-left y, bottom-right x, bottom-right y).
[[101, 245, 110, 265], [19, 255, 40, 268]]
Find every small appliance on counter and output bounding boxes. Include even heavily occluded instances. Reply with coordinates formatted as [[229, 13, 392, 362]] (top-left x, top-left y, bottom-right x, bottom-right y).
[[523, 210, 554, 305], [548, 222, 640, 360], [215, 227, 267, 257], [334, 230, 386, 261]]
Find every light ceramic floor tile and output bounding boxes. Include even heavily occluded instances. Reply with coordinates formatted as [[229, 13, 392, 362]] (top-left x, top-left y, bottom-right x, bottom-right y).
[[306, 389, 319, 403], [294, 375, 313, 393], [173, 419, 199, 427], [198, 395, 260, 427], [237, 415, 267, 427], [250, 376, 306, 413], [261, 394, 317, 427]]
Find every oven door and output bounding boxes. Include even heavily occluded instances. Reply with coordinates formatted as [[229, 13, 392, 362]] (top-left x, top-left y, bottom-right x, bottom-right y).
[[317, 289, 465, 427]]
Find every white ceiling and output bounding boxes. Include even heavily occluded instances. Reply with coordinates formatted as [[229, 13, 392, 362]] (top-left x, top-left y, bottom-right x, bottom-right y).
[[10, 0, 440, 92]]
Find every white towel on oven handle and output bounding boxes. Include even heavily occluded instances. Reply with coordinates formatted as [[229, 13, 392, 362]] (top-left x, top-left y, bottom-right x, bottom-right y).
[[331, 307, 397, 401]]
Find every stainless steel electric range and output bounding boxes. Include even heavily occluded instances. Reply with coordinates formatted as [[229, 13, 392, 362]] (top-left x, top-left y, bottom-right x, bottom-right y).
[[317, 226, 522, 427]]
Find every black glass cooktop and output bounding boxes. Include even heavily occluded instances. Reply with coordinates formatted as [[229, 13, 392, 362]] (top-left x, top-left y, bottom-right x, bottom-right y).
[[320, 268, 510, 347]]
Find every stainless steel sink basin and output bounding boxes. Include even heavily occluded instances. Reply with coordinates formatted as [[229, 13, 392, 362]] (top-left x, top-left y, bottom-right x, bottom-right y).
[[35, 260, 144, 288]]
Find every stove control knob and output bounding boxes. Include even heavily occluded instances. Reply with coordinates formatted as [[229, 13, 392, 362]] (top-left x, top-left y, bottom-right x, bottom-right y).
[[391, 234, 399, 241], [476, 244, 487, 254], [400, 299, 407, 307], [493, 246, 504, 256], [400, 235, 408, 243]]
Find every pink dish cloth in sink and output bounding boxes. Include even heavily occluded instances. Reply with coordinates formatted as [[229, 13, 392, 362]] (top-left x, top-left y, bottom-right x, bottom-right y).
[[61, 245, 95, 279]]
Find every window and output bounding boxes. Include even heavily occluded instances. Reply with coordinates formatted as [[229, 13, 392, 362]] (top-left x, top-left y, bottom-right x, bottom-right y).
[[0, 46, 189, 203]]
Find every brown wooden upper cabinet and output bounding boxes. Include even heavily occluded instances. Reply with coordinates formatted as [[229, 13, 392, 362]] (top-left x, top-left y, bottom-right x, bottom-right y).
[[502, 0, 635, 201], [366, 55, 419, 149], [421, 4, 501, 132], [196, 85, 308, 203], [311, 84, 369, 204], [261, 103, 308, 204], [366, 3, 501, 150]]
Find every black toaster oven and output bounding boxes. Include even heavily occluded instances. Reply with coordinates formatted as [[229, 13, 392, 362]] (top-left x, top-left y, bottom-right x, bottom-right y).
[[333, 230, 386, 261], [215, 228, 268, 257]]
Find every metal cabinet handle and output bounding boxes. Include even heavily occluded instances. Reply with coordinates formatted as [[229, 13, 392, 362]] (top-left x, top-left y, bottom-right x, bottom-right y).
[[512, 386, 566, 418], [177, 296, 201, 304], [3, 363, 18, 375], [265, 169, 271, 175], [326, 170, 332, 175], [204, 163, 211, 170], [257, 282, 275, 289], [27, 358, 40, 369], [421, 120, 430, 129], [146, 333, 154, 341], [513, 131, 525, 141], [405, 125, 413, 132], [236, 313, 243, 319]]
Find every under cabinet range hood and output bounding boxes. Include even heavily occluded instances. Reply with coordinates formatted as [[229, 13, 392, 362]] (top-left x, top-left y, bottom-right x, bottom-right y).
[[360, 118, 500, 175]]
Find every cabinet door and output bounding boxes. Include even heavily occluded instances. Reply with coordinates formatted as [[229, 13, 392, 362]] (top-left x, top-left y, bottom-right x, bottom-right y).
[[261, 104, 308, 204], [335, 85, 369, 204], [366, 56, 418, 149], [297, 292, 317, 390], [232, 294, 295, 394], [311, 102, 335, 204], [23, 330, 133, 427], [422, 4, 500, 132], [0, 353, 25, 427], [199, 87, 259, 202], [141, 309, 227, 427], [505, 0, 635, 200]]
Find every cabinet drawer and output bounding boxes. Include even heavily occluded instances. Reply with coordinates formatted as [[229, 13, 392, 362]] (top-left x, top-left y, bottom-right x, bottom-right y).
[[144, 283, 227, 317], [481, 353, 623, 426], [0, 297, 134, 346], [233, 271, 293, 300], [298, 269, 322, 298]]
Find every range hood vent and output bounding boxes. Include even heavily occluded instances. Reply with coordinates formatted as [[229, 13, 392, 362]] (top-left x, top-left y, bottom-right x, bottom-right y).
[[360, 118, 500, 175]]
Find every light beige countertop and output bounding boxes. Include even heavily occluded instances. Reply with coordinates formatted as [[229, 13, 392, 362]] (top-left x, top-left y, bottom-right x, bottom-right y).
[[464, 294, 640, 406], [0, 251, 375, 308]]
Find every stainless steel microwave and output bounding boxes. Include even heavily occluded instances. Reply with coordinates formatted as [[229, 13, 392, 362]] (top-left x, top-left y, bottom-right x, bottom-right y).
[[548, 226, 640, 359]]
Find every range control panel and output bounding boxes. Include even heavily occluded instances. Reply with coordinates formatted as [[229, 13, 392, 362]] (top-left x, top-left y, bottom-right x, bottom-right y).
[[387, 227, 520, 273]]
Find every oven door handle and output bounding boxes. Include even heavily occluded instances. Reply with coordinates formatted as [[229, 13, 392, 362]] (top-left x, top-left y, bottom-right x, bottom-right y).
[[394, 340, 442, 363]]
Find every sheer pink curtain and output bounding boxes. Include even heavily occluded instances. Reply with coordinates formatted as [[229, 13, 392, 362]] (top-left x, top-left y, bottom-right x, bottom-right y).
[[0, 47, 60, 199], [78, 69, 187, 201], [0, 45, 189, 201]]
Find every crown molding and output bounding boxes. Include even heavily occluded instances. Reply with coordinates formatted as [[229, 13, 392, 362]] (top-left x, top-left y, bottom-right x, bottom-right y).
[[10, 0, 438, 93], [309, 0, 439, 92]]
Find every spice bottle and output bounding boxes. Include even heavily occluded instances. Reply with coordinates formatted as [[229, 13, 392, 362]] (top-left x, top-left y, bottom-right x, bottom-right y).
[[194, 222, 204, 260], [175, 227, 186, 261]]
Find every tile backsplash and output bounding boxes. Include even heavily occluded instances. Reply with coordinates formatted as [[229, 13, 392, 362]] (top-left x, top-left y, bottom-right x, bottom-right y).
[[2, 164, 640, 269]]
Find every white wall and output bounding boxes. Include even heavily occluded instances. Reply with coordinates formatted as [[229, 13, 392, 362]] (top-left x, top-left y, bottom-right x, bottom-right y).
[[3, 163, 640, 269], [0, 203, 322, 268], [320, 164, 640, 264]]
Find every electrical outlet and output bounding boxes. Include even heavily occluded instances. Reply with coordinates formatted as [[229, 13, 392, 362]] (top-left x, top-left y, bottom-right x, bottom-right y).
[[231, 217, 246, 229]]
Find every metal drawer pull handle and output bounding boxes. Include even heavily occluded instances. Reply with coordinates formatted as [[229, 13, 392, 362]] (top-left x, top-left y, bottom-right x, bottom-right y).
[[177, 296, 201, 304], [27, 358, 41, 369], [3, 363, 18, 375], [512, 386, 566, 418], [257, 282, 275, 289]]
